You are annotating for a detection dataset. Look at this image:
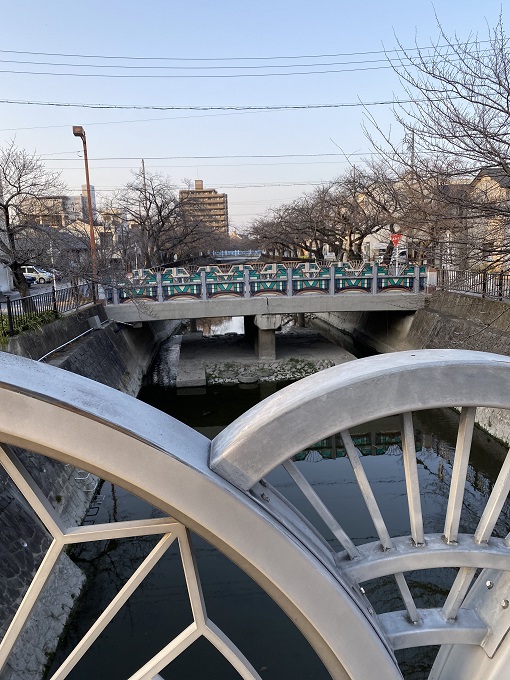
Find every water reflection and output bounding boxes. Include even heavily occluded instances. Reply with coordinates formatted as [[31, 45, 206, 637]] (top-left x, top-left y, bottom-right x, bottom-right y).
[[198, 316, 244, 336]]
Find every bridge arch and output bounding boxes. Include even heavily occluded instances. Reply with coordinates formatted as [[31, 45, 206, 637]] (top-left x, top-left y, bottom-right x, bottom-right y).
[[2, 350, 510, 679], [0, 352, 398, 680]]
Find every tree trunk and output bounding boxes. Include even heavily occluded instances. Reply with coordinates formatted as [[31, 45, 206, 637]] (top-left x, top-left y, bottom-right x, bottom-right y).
[[11, 263, 31, 299]]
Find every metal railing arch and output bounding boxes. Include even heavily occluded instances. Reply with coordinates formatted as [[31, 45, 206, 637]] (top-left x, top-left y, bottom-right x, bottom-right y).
[[2, 350, 510, 678], [0, 353, 398, 680]]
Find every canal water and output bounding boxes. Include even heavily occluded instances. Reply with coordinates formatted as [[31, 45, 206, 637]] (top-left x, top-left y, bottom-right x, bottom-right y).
[[48, 328, 510, 680]]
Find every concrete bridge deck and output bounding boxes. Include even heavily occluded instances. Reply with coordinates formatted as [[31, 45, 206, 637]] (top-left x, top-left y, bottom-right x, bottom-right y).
[[104, 290, 426, 323]]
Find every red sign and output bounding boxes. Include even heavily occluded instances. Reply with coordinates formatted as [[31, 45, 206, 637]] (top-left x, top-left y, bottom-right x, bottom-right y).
[[390, 233, 403, 247]]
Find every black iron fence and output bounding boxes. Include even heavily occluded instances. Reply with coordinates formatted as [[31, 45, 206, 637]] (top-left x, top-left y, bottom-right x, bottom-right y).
[[437, 269, 510, 300], [0, 284, 93, 337]]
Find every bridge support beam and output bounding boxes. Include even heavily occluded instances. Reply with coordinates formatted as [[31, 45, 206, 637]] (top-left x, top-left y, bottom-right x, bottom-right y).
[[253, 314, 282, 360]]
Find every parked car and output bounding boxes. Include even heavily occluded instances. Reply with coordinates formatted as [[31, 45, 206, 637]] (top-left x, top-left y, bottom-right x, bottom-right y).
[[21, 265, 54, 284]]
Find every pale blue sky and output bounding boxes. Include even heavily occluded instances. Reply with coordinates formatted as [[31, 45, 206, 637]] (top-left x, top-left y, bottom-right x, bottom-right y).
[[0, 1, 505, 230]]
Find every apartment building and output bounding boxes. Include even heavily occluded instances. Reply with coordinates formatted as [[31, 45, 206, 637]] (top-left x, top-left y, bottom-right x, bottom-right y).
[[25, 185, 97, 227], [179, 180, 229, 234]]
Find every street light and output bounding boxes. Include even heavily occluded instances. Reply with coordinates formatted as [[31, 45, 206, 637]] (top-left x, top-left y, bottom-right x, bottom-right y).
[[72, 125, 98, 300]]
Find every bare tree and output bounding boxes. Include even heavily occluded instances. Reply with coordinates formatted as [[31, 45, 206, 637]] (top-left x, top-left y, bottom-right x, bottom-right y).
[[0, 141, 65, 296], [249, 171, 392, 262], [388, 16, 510, 172], [113, 169, 213, 269], [362, 16, 510, 270]]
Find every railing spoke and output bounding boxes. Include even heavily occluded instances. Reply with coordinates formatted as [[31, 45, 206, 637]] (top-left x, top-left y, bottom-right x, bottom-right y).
[[394, 572, 421, 624], [474, 449, 510, 544], [442, 567, 477, 620], [63, 517, 179, 543], [439, 450, 510, 623], [177, 528, 262, 679], [0, 444, 66, 538], [128, 623, 201, 680], [203, 620, 263, 680], [401, 413, 424, 546], [341, 429, 393, 550], [341, 430, 422, 621], [443, 407, 476, 544], [178, 526, 208, 627], [0, 539, 63, 672], [123, 528, 263, 680], [282, 459, 360, 559]]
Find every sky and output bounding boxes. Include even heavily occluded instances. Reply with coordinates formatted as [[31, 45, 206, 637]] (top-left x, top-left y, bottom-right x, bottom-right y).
[[0, 1, 505, 232]]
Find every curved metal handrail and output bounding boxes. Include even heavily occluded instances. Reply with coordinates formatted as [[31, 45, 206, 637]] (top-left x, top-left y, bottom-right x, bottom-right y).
[[3, 350, 510, 679], [211, 350, 510, 489], [0, 352, 399, 680], [210, 349, 510, 677]]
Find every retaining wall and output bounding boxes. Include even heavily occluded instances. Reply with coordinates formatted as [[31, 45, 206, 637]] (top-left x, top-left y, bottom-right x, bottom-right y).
[[0, 309, 179, 680]]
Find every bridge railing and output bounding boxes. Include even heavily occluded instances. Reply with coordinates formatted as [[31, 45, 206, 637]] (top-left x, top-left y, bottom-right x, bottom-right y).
[[438, 268, 510, 300], [104, 263, 426, 304], [0, 284, 93, 337]]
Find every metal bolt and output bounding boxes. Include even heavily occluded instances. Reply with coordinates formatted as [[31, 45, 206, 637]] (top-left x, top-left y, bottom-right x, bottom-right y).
[[486, 580, 494, 590], [368, 607, 374, 615], [501, 599, 509, 609], [260, 493, 270, 502]]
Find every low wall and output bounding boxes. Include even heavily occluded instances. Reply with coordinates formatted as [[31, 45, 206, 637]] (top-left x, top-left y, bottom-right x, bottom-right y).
[[312, 291, 510, 447], [0, 311, 180, 680]]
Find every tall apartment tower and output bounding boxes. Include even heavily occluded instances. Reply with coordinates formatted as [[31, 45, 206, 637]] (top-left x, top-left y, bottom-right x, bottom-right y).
[[179, 179, 229, 234]]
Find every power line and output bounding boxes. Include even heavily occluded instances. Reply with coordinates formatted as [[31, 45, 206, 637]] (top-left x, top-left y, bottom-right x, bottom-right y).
[[40, 152, 374, 161], [42, 160, 360, 170], [0, 65, 400, 78], [0, 50, 468, 72], [0, 108, 288, 132], [0, 96, 445, 112], [0, 41, 485, 62], [0, 57, 420, 70], [67, 181, 325, 191]]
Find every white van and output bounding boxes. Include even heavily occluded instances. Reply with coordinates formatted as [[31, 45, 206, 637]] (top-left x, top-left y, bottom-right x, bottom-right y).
[[21, 265, 54, 284]]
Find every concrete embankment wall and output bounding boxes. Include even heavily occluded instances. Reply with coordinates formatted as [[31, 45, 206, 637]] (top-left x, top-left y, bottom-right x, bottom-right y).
[[312, 291, 510, 446], [0, 307, 179, 680]]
